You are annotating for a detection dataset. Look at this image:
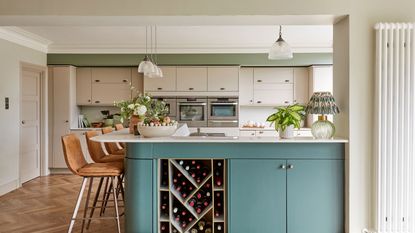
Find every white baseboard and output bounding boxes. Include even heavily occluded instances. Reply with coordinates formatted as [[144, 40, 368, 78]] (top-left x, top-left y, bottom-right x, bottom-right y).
[[49, 168, 71, 174], [0, 179, 19, 196]]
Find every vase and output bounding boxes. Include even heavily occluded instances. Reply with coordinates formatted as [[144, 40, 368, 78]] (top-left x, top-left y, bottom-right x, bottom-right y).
[[279, 125, 294, 139], [129, 115, 141, 134], [311, 115, 335, 139]]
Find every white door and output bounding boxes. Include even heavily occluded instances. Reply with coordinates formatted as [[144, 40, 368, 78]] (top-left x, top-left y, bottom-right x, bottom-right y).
[[20, 70, 41, 183]]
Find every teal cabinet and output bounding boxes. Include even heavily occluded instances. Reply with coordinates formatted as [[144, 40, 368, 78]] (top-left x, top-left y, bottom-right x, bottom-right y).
[[230, 159, 287, 233], [287, 160, 344, 233], [229, 159, 344, 233]]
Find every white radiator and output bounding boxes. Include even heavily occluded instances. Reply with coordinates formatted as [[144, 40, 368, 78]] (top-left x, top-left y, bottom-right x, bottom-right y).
[[375, 23, 415, 233]]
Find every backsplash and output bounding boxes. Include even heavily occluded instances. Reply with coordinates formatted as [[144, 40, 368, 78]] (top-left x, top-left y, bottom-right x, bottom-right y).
[[79, 106, 121, 123]]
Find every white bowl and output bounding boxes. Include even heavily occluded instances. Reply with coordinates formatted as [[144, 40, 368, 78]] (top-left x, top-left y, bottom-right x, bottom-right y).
[[137, 124, 178, 138]]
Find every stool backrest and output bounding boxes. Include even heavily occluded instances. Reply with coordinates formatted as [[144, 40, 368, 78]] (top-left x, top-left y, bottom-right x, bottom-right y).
[[61, 134, 88, 176], [115, 124, 124, 131], [85, 131, 107, 163], [101, 127, 120, 154]]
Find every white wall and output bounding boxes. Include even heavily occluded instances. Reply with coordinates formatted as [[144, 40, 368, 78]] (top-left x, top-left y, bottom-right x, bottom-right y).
[[0, 38, 46, 195]]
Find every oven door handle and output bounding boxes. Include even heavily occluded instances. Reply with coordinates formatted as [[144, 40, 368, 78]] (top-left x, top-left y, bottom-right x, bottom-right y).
[[210, 102, 238, 105], [178, 103, 207, 106], [209, 120, 239, 123]]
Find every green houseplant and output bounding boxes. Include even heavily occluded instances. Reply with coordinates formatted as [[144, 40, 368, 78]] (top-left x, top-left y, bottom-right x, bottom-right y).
[[266, 104, 305, 139]]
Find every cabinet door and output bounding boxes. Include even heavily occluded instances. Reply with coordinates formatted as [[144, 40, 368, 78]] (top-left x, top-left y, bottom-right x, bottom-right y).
[[176, 67, 208, 91], [91, 67, 131, 84], [230, 159, 286, 233], [239, 68, 254, 105], [144, 66, 176, 91], [131, 68, 144, 96], [254, 84, 294, 105], [92, 83, 131, 105], [239, 130, 256, 136], [287, 160, 344, 233], [76, 68, 92, 105], [208, 67, 239, 91], [254, 68, 293, 84], [293, 68, 309, 104]]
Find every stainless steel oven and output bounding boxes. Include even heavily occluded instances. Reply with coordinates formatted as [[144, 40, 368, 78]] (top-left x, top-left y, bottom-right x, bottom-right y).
[[155, 97, 177, 120], [208, 97, 239, 127], [177, 97, 208, 127]]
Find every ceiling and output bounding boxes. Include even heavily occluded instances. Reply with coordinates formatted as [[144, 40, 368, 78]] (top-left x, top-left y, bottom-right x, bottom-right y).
[[1, 25, 333, 54]]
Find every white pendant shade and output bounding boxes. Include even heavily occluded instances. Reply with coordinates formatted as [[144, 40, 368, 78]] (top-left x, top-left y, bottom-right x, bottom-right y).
[[138, 55, 156, 74], [268, 26, 293, 60]]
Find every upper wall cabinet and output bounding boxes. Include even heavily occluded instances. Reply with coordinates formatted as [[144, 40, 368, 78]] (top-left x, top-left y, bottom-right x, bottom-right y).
[[176, 66, 208, 92], [254, 68, 293, 84], [239, 68, 254, 105], [76, 67, 143, 106], [208, 66, 239, 91], [293, 68, 309, 105], [91, 67, 131, 84], [144, 66, 176, 92]]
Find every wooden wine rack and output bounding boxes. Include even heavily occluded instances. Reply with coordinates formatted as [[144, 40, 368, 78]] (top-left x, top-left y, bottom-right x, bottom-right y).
[[158, 159, 227, 233]]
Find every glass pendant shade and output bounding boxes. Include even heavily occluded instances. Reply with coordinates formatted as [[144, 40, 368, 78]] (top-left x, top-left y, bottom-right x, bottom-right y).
[[268, 26, 293, 60], [138, 55, 155, 74]]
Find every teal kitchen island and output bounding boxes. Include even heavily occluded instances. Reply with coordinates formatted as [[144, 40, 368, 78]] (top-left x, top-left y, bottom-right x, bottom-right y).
[[93, 134, 347, 233]]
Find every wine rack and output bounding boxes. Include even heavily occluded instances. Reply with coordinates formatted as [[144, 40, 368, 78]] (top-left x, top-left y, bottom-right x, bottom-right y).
[[158, 159, 227, 233]]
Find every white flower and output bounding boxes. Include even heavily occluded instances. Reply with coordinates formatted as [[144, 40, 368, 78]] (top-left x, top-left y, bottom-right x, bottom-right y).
[[134, 105, 147, 116], [121, 107, 125, 112], [128, 104, 135, 110]]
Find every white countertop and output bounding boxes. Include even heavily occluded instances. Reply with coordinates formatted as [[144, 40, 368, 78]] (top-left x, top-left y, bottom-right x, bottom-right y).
[[70, 127, 113, 131], [239, 127, 311, 131], [91, 132, 348, 144]]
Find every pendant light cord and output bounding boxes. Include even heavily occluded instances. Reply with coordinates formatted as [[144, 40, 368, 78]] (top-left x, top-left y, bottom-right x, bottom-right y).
[[145, 26, 148, 55]]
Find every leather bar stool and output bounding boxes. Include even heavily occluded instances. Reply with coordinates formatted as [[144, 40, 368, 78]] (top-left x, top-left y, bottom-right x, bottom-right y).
[[61, 134, 123, 233], [101, 127, 125, 155], [85, 130, 124, 218]]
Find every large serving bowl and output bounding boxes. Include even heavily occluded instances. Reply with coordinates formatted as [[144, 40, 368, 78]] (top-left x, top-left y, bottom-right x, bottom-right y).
[[137, 124, 178, 138]]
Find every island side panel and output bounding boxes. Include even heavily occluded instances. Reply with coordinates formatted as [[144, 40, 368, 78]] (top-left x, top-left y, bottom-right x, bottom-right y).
[[125, 158, 154, 233]]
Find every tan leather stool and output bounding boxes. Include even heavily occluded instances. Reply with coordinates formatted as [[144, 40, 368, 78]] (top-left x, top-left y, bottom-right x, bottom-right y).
[[61, 134, 123, 233], [101, 127, 125, 155]]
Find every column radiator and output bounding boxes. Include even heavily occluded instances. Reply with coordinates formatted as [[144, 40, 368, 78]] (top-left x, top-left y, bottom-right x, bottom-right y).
[[375, 23, 415, 233]]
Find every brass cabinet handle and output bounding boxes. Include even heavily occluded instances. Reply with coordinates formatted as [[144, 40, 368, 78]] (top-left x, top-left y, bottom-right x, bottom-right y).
[[189, 87, 194, 91], [94, 80, 100, 82], [220, 87, 225, 90], [257, 80, 262, 82], [285, 80, 290, 82], [95, 100, 100, 103], [123, 79, 128, 83], [284, 101, 289, 104], [157, 87, 163, 90], [257, 101, 262, 104]]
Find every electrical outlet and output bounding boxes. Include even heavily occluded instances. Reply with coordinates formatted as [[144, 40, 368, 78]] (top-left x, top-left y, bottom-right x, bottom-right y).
[[5, 97, 9, 110]]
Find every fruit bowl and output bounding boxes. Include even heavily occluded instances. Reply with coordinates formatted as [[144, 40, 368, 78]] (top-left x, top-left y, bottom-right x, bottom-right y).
[[137, 123, 178, 138]]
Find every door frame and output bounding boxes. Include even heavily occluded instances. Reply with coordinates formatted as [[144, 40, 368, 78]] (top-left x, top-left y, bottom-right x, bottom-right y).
[[19, 62, 48, 186]]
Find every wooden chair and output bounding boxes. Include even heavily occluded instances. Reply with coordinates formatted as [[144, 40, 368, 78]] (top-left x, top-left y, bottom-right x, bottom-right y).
[[101, 127, 125, 155], [61, 134, 123, 233]]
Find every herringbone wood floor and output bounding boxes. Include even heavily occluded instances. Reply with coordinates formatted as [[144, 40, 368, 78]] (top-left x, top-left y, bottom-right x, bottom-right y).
[[0, 175, 124, 233]]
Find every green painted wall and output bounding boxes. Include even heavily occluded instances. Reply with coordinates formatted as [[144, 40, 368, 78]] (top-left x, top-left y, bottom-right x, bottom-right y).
[[47, 53, 332, 67]]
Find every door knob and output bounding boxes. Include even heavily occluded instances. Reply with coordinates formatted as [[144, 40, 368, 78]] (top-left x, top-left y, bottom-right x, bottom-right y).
[[280, 165, 286, 169], [287, 164, 294, 169], [65, 120, 69, 123], [21, 120, 25, 124]]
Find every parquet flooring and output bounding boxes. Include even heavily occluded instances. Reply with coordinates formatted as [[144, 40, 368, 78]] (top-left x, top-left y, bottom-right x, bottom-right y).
[[0, 175, 124, 233]]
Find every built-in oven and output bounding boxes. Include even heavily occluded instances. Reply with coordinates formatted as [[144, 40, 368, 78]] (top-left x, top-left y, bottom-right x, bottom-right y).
[[208, 97, 239, 127], [177, 97, 208, 127], [155, 97, 177, 120]]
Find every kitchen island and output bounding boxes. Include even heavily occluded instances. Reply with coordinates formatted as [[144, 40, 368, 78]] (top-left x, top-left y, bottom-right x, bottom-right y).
[[93, 133, 347, 233]]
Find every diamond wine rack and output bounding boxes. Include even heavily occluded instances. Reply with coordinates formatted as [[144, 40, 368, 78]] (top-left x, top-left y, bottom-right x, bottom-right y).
[[158, 159, 226, 233]]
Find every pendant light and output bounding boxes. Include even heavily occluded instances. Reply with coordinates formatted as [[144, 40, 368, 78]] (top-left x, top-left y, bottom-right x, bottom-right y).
[[147, 25, 163, 78], [138, 26, 156, 74], [268, 25, 293, 60]]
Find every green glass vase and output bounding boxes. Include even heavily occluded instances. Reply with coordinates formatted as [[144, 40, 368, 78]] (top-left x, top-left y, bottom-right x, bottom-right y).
[[311, 115, 335, 139]]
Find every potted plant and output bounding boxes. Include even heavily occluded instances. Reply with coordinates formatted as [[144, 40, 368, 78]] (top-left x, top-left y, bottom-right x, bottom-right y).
[[266, 104, 305, 139]]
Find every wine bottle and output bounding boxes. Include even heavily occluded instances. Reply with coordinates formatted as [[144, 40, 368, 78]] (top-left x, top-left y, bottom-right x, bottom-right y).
[[205, 222, 212, 233], [160, 223, 167, 231], [173, 207, 178, 214], [188, 197, 197, 207], [181, 221, 187, 228], [198, 220, 206, 230], [195, 203, 203, 214], [191, 229, 198, 233], [217, 224, 223, 231], [205, 228, 212, 233], [181, 210, 187, 216], [174, 214, 180, 221], [179, 160, 184, 166], [215, 210, 221, 217], [172, 228, 179, 233], [201, 166, 209, 177]]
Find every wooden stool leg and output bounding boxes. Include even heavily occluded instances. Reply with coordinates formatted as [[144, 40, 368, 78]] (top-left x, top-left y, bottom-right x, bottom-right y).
[[102, 181, 113, 215], [111, 177, 121, 233], [117, 175, 125, 203], [100, 177, 109, 216], [86, 177, 104, 230], [68, 177, 88, 233], [81, 177, 94, 233]]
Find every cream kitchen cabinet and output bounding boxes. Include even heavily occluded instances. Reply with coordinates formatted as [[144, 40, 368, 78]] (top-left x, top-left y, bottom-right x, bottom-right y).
[[144, 66, 176, 91], [208, 66, 239, 91], [92, 83, 131, 105], [294, 68, 309, 104], [49, 66, 79, 168], [239, 67, 254, 105], [91, 67, 131, 84], [176, 66, 208, 92], [239, 130, 278, 137], [131, 67, 144, 95], [76, 68, 92, 105], [254, 84, 294, 105], [253, 68, 293, 84]]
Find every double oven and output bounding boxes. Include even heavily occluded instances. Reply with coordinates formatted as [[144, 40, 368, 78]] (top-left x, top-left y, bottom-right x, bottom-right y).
[[174, 97, 239, 127]]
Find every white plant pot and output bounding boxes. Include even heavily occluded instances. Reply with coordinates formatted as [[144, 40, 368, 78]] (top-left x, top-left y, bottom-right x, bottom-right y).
[[279, 125, 295, 139]]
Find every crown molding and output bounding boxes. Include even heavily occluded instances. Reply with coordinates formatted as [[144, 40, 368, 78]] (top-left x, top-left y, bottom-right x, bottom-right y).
[[47, 43, 332, 54], [0, 27, 51, 53]]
